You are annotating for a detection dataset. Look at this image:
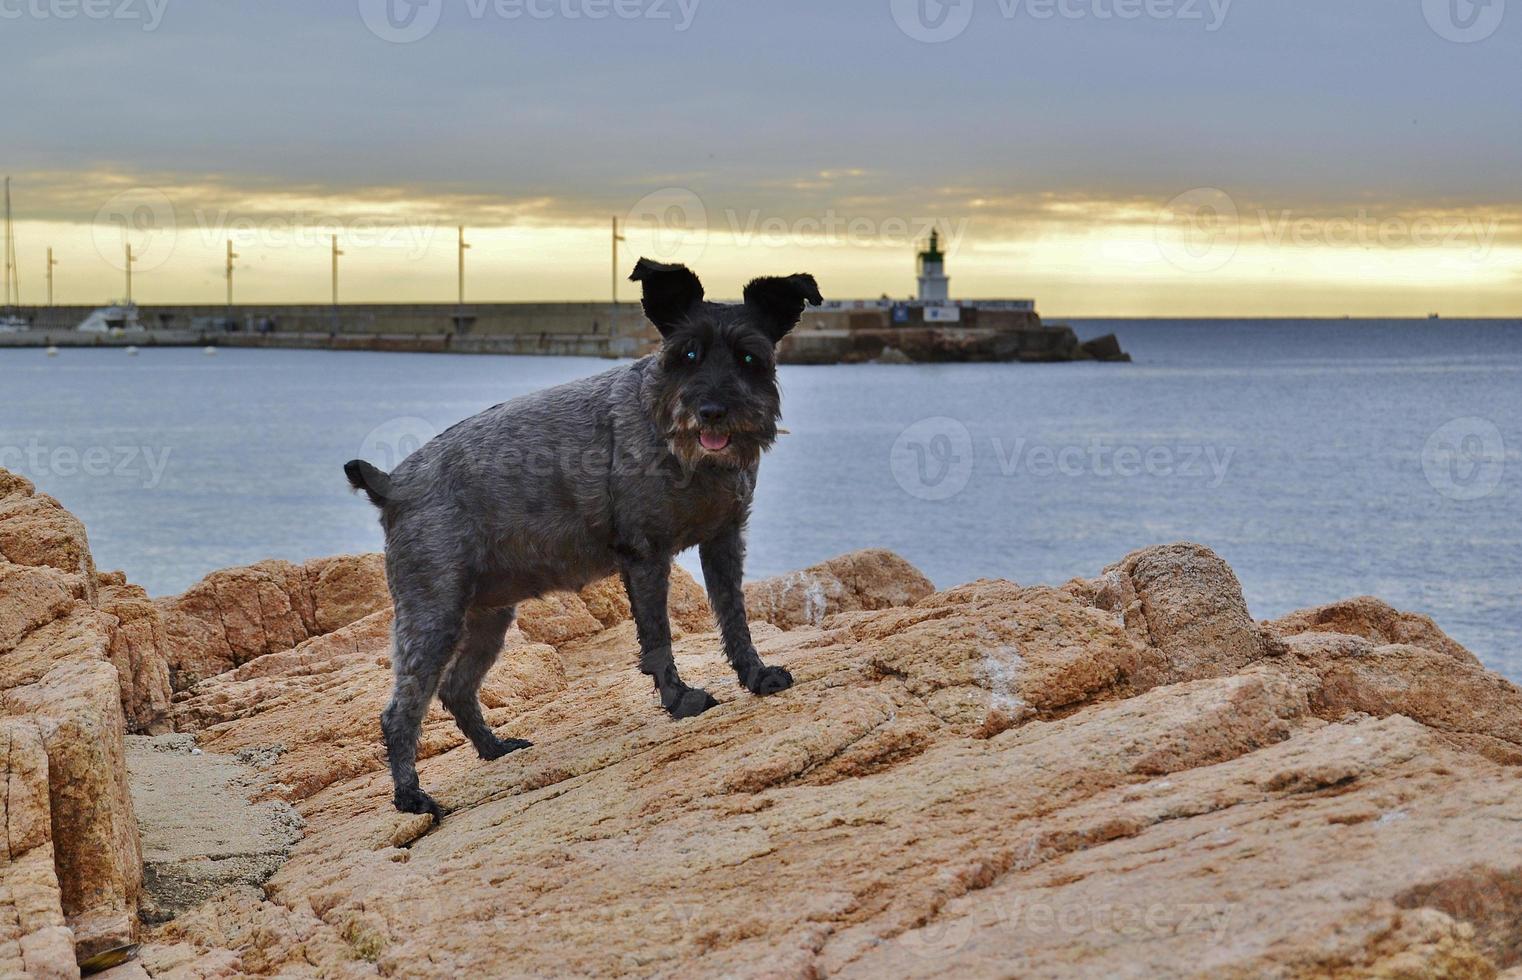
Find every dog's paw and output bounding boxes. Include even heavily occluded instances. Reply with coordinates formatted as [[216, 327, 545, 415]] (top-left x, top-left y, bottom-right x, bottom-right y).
[[668, 687, 719, 719], [745, 664, 794, 696], [394, 786, 445, 823], [478, 736, 533, 761]]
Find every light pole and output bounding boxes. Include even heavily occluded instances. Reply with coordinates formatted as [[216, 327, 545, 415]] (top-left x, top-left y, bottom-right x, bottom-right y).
[[225, 239, 238, 309], [2, 177, 17, 307], [611, 216, 626, 338], [125, 244, 134, 304], [330, 234, 343, 306], [45, 248, 57, 306], [457, 225, 469, 306]]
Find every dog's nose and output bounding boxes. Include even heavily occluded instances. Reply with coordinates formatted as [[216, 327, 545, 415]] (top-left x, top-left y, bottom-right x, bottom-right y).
[[698, 402, 727, 424]]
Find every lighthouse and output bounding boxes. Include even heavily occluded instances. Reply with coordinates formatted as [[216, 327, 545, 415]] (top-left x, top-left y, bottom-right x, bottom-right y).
[[916, 228, 950, 302]]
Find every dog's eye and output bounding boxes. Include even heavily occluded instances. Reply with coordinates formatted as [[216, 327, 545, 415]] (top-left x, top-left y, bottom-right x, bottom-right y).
[[743, 354, 755, 365], [685, 349, 699, 362]]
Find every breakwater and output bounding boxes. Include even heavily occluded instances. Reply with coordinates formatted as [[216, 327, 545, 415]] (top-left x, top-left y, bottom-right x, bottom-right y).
[[0, 301, 649, 357], [0, 300, 1127, 362]]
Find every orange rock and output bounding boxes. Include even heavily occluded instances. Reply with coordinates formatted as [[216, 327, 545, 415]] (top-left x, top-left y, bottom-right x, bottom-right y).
[[0, 469, 36, 500], [142, 542, 1522, 977], [743, 548, 935, 629], [1086, 541, 1275, 687], [304, 553, 389, 636], [156, 555, 391, 690], [0, 562, 78, 661], [1266, 594, 1478, 664], [0, 483, 98, 603], [171, 610, 566, 804], [0, 718, 77, 980], [96, 577, 174, 734], [157, 554, 702, 689], [4, 658, 142, 965], [9, 483, 1522, 979], [516, 591, 605, 647], [0, 470, 148, 967], [837, 577, 1163, 737], [836, 714, 1515, 979], [576, 566, 713, 634]]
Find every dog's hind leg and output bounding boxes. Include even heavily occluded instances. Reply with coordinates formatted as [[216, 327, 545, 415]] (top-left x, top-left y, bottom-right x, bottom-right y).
[[440, 605, 533, 761], [623, 556, 718, 719], [383, 593, 467, 821], [700, 524, 793, 696]]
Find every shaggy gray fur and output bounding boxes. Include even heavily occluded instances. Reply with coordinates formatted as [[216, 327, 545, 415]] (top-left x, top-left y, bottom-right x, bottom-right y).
[[346, 258, 821, 819]]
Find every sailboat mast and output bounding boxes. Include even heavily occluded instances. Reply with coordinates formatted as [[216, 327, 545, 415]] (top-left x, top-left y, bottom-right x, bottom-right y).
[[2, 177, 18, 307]]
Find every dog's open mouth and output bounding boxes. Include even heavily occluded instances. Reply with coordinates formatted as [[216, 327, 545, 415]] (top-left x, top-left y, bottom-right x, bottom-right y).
[[698, 431, 731, 453]]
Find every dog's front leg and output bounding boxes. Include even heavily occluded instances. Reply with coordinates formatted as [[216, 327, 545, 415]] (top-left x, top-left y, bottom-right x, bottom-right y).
[[623, 555, 719, 719], [699, 524, 794, 696]]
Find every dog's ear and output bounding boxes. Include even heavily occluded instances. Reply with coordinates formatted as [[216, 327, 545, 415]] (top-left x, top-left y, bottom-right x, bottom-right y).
[[629, 258, 704, 337], [742, 274, 823, 343]]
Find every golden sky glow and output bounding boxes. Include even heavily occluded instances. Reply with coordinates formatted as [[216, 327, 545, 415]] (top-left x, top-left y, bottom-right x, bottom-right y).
[[5, 172, 1519, 317]]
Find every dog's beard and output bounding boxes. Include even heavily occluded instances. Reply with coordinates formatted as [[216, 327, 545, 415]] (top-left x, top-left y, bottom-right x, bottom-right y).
[[667, 411, 774, 470], [658, 404, 775, 471], [643, 358, 781, 472]]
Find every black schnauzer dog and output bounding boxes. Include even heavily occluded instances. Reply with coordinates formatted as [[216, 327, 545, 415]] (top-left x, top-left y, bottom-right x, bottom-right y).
[[345, 258, 822, 818]]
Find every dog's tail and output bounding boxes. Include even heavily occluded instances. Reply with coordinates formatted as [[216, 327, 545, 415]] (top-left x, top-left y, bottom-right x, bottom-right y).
[[344, 459, 392, 508]]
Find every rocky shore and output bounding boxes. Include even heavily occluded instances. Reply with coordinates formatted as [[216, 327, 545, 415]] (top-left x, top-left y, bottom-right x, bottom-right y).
[[3, 467, 1521, 977]]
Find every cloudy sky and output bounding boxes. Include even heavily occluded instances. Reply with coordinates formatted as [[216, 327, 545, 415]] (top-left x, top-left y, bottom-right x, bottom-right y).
[[2, 0, 1518, 313]]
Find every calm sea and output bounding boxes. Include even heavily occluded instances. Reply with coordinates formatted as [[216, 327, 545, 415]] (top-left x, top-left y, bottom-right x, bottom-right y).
[[2, 319, 1518, 678]]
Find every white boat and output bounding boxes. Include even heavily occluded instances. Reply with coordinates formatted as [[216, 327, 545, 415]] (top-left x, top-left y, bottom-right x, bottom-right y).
[[77, 303, 144, 333], [0, 314, 26, 333]]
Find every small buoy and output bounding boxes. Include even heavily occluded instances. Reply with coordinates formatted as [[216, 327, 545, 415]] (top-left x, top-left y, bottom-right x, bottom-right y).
[[45, 346, 59, 357], [125, 345, 139, 356], [203, 346, 218, 356]]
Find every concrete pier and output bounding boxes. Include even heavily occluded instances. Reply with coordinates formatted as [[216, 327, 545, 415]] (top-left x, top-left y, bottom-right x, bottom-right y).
[[0, 301, 650, 357], [0, 300, 1127, 362]]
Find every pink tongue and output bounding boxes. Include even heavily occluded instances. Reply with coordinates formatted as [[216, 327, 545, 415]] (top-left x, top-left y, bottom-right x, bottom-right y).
[[699, 432, 731, 452]]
